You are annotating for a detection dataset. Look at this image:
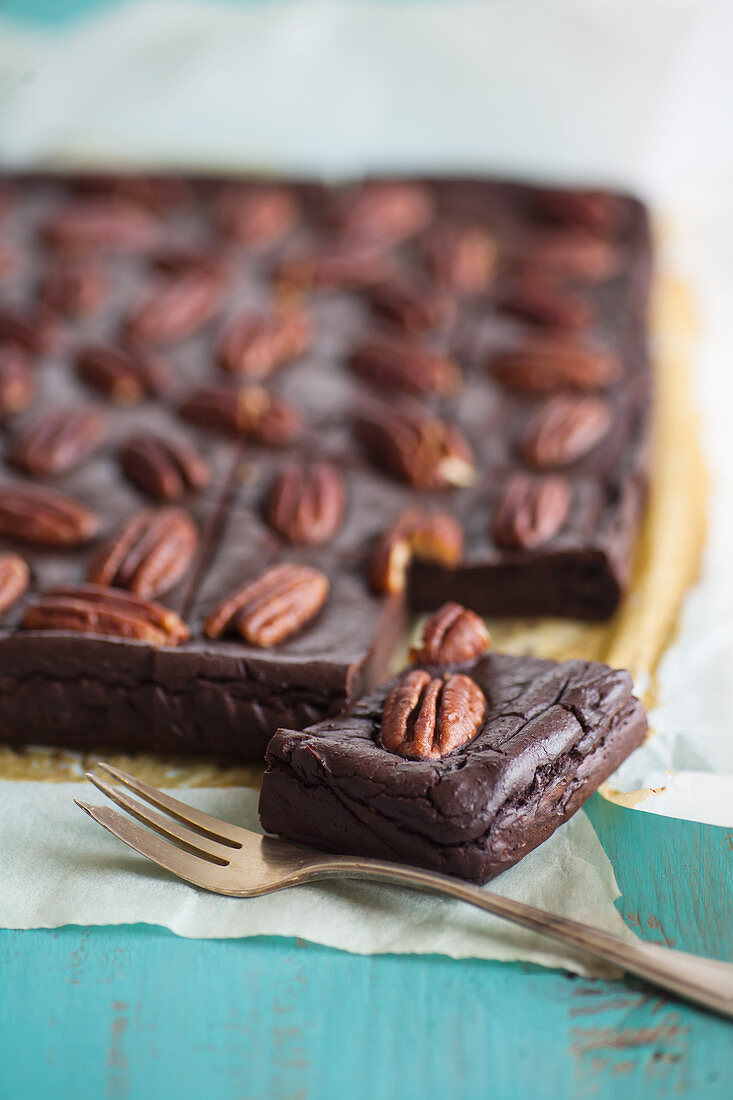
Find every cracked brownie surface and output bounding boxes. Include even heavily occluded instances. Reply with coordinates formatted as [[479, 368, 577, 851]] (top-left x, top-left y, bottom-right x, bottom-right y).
[[260, 652, 647, 882]]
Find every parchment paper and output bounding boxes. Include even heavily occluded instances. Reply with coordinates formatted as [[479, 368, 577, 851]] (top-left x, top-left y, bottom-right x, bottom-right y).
[[0, 0, 731, 966], [0, 781, 632, 977]]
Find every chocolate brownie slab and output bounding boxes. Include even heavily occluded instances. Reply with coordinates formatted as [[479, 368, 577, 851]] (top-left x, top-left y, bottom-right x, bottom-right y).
[[0, 173, 652, 759]]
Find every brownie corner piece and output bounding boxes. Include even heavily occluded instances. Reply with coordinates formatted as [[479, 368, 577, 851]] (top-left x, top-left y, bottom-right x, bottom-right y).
[[259, 652, 647, 883]]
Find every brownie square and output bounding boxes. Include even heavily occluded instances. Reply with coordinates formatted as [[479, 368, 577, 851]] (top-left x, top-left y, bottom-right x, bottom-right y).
[[259, 652, 647, 883]]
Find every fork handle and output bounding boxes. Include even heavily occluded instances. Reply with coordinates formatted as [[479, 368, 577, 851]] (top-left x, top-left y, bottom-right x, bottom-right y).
[[307, 859, 733, 1018]]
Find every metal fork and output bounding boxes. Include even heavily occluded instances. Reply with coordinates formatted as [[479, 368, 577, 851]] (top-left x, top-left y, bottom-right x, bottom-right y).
[[76, 762, 733, 1019]]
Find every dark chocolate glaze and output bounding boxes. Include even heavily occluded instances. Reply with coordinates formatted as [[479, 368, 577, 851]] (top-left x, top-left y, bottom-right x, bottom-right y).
[[0, 173, 652, 759], [259, 653, 648, 882]]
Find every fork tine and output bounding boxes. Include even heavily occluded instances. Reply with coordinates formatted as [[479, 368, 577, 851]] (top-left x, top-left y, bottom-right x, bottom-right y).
[[74, 800, 235, 893], [91, 762, 247, 847], [84, 772, 232, 865]]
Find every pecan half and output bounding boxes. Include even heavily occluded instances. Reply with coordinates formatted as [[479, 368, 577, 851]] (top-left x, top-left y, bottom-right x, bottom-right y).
[[490, 337, 621, 394], [511, 230, 621, 283], [275, 243, 397, 292], [0, 551, 30, 617], [213, 184, 299, 247], [496, 278, 591, 330], [71, 174, 192, 212], [125, 272, 222, 345], [422, 224, 497, 294], [266, 462, 346, 546], [521, 395, 612, 468], [356, 406, 475, 489], [333, 182, 433, 246], [0, 304, 58, 355], [533, 188, 628, 236], [178, 383, 301, 446], [0, 344, 34, 417], [492, 473, 571, 549], [0, 483, 98, 545], [203, 562, 329, 647], [88, 506, 199, 599], [120, 432, 210, 501], [39, 255, 106, 317], [22, 584, 189, 645], [410, 601, 490, 665], [151, 245, 231, 281], [0, 243, 19, 280], [349, 336, 459, 396], [366, 278, 456, 333], [40, 199, 157, 253], [370, 509, 464, 595], [0, 181, 16, 219], [216, 308, 312, 378], [76, 343, 170, 403], [380, 669, 485, 760], [11, 407, 107, 477]]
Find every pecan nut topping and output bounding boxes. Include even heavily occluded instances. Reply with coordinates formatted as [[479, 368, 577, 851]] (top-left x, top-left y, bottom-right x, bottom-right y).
[[266, 462, 346, 546], [511, 230, 621, 283], [356, 406, 475, 489], [120, 432, 211, 501], [203, 562, 329, 647], [0, 180, 16, 218], [125, 272, 222, 345], [370, 508, 464, 595], [366, 278, 456, 333], [151, 245, 231, 281], [380, 669, 485, 760], [490, 337, 621, 394], [496, 278, 591, 330], [178, 383, 301, 446], [0, 483, 98, 545], [10, 407, 107, 477], [77, 343, 170, 404], [349, 336, 460, 397], [216, 308, 312, 378], [40, 199, 157, 253], [0, 551, 30, 617], [88, 506, 199, 599], [21, 584, 189, 646], [422, 224, 497, 294], [0, 304, 58, 355], [70, 174, 192, 212], [0, 242, 19, 279], [39, 255, 106, 317], [521, 395, 612, 469], [410, 601, 490, 665], [0, 344, 35, 418], [213, 184, 299, 248], [333, 182, 434, 246], [533, 188, 627, 236], [492, 473, 572, 549], [275, 243, 397, 292]]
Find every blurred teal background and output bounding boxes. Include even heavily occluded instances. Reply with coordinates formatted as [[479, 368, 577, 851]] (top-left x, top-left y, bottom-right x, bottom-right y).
[[4, 0, 115, 21], [4, 0, 389, 25], [3, 0, 281, 24]]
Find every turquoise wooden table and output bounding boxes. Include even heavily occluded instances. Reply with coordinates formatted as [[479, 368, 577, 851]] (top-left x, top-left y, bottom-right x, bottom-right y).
[[1, 795, 731, 1099]]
